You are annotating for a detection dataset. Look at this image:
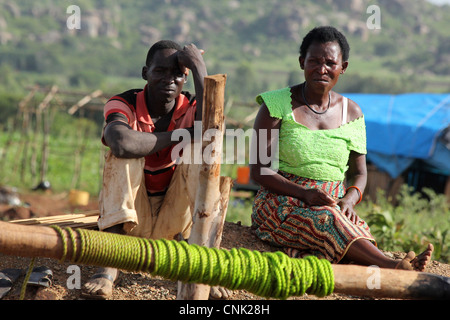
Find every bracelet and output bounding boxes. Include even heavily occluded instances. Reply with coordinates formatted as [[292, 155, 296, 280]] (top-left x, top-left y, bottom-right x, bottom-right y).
[[346, 186, 363, 205]]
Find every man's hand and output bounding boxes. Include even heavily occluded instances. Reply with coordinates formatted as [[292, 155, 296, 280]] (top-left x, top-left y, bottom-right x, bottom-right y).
[[177, 43, 206, 74]]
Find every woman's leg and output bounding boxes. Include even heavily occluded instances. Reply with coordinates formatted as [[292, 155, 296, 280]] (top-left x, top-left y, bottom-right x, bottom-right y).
[[344, 238, 434, 271]]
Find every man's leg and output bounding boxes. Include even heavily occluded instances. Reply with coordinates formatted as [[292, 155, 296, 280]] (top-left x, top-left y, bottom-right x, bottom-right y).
[[81, 224, 125, 299], [82, 151, 151, 299], [153, 161, 233, 299], [150, 162, 199, 240]]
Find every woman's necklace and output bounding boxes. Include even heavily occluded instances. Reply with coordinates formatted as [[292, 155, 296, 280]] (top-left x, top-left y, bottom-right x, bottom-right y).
[[301, 82, 331, 115]]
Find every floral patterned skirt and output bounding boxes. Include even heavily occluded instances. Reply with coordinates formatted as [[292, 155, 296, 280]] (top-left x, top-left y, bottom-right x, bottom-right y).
[[251, 171, 376, 263]]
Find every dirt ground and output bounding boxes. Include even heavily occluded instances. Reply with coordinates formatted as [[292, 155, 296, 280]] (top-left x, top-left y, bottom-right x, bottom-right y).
[[0, 189, 449, 301]]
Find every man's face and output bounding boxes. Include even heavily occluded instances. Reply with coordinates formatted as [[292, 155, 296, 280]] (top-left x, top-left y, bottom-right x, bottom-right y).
[[143, 48, 186, 103]]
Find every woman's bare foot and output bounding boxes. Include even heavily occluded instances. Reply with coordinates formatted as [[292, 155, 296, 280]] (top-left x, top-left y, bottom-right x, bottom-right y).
[[396, 244, 434, 271], [82, 267, 119, 299], [284, 247, 313, 259]]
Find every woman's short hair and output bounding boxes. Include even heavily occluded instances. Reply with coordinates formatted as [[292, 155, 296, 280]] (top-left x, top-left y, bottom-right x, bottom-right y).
[[299, 26, 350, 62]]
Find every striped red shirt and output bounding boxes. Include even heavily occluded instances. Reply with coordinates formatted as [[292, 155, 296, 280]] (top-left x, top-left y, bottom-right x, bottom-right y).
[[103, 85, 197, 195]]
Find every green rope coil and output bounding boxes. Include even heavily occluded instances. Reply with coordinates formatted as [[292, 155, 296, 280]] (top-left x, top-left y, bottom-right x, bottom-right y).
[[51, 226, 334, 299]]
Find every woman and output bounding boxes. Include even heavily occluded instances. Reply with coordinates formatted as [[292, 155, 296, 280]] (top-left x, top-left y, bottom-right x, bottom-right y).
[[250, 26, 433, 271]]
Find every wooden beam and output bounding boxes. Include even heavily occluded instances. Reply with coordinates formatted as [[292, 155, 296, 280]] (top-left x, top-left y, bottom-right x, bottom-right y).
[[37, 85, 58, 113], [68, 89, 103, 115], [332, 264, 450, 300]]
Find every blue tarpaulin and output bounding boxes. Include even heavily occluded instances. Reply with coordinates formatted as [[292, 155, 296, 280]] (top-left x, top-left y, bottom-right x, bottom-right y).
[[344, 93, 450, 178]]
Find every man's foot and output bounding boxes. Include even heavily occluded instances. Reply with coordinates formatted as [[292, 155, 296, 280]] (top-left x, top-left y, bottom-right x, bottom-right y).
[[396, 244, 434, 271], [82, 267, 119, 300], [209, 286, 232, 299]]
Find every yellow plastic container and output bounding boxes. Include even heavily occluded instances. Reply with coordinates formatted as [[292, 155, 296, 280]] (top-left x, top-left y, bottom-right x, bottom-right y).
[[69, 189, 90, 206]]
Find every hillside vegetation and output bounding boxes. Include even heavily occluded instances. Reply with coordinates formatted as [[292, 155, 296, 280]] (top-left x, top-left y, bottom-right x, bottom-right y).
[[0, 0, 449, 104]]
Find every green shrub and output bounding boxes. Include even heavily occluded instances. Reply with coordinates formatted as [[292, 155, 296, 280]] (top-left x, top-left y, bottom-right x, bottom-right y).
[[360, 185, 449, 263]]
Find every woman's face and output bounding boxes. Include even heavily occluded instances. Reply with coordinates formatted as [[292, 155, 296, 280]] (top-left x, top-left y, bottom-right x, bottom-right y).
[[299, 41, 348, 91]]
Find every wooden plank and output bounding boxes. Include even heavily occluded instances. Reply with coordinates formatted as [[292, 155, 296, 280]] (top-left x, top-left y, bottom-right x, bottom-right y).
[[10, 211, 99, 229]]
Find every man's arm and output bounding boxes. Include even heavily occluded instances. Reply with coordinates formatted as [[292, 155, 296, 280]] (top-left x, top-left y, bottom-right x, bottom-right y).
[[103, 113, 191, 159], [177, 44, 207, 121]]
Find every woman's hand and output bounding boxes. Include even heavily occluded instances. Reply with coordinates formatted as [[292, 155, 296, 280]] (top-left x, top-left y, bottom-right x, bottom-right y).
[[301, 188, 337, 207], [337, 197, 360, 225]]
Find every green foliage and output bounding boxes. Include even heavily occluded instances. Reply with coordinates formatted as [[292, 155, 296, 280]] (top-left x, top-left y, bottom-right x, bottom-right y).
[[335, 73, 426, 94], [360, 185, 450, 263], [226, 197, 253, 227], [0, 112, 104, 195], [364, 207, 405, 250]]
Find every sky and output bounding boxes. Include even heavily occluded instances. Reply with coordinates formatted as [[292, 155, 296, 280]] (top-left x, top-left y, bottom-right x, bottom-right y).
[[427, 0, 450, 5]]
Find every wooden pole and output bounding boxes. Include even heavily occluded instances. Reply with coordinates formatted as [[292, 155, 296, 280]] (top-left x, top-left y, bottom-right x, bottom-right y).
[[332, 264, 450, 300], [37, 85, 58, 183], [0, 221, 449, 300], [67, 89, 103, 115], [0, 221, 67, 260], [177, 74, 230, 300], [193, 74, 227, 231]]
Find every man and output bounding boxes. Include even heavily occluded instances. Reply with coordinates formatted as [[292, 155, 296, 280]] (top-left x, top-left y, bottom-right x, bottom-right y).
[[82, 40, 217, 299]]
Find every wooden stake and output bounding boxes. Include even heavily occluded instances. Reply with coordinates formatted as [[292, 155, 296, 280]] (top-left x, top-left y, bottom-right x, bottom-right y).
[[177, 74, 229, 300], [190, 74, 227, 245], [0, 221, 449, 300], [34, 85, 58, 183]]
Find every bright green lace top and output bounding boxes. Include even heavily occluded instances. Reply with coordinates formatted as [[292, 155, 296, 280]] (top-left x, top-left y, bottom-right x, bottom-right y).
[[256, 87, 367, 181]]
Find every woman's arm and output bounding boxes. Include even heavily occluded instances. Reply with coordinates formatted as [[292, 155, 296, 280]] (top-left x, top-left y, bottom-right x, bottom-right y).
[[338, 151, 367, 224], [337, 98, 368, 224], [249, 103, 336, 207]]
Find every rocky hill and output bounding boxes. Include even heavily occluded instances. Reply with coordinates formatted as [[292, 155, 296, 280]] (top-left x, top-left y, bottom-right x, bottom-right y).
[[0, 0, 448, 99]]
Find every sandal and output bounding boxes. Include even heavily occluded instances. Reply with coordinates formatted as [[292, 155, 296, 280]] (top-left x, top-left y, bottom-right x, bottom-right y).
[[28, 266, 53, 288], [0, 268, 23, 299]]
